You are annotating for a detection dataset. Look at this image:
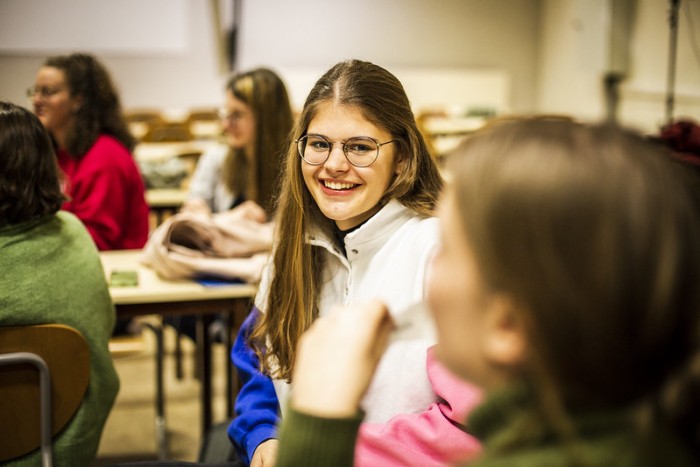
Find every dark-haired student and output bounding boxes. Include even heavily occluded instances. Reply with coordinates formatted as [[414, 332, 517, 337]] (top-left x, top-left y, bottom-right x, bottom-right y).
[[0, 101, 119, 466], [29, 52, 149, 251]]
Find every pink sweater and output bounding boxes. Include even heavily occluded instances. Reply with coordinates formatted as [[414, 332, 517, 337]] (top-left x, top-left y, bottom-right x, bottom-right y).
[[355, 346, 483, 466], [57, 135, 149, 250]]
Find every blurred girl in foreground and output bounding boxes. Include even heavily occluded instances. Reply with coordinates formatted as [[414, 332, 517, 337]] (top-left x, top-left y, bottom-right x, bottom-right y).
[[278, 119, 700, 466]]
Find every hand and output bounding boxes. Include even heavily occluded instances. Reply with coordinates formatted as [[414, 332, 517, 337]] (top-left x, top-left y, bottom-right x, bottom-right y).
[[229, 200, 268, 223], [250, 439, 278, 467], [180, 197, 211, 216], [291, 299, 393, 418]]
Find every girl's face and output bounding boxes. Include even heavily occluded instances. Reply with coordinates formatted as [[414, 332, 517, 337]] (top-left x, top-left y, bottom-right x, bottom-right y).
[[221, 90, 256, 154], [31, 66, 79, 140], [302, 102, 402, 230], [427, 186, 518, 389]]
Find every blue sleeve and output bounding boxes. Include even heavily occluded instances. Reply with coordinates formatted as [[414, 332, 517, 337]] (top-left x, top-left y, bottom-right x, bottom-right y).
[[228, 307, 280, 464]]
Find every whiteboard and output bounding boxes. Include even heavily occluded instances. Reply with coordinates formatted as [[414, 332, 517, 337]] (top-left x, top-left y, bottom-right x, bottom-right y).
[[0, 0, 188, 55]]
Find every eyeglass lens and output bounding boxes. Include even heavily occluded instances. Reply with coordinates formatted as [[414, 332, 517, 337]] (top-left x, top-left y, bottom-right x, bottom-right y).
[[218, 108, 246, 122], [297, 135, 379, 167], [26, 86, 63, 99]]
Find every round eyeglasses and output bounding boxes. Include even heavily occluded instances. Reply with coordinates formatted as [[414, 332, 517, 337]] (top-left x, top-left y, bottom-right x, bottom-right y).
[[217, 107, 248, 123], [26, 86, 65, 100], [296, 134, 398, 168]]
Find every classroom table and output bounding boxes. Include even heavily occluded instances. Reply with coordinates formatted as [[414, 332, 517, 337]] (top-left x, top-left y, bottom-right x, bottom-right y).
[[134, 140, 219, 162], [100, 250, 256, 459], [146, 188, 189, 226]]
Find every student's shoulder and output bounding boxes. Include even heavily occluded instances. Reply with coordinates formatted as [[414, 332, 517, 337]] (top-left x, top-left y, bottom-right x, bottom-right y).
[[389, 214, 439, 254], [56, 211, 97, 242], [406, 214, 439, 238], [91, 134, 132, 156], [83, 135, 140, 172], [390, 201, 438, 231], [56, 210, 81, 224]]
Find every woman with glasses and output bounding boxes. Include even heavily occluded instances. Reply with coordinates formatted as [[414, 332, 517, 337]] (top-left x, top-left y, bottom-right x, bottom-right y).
[[184, 67, 294, 215], [28, 52, 149, 251], [230, 60, 480, 467], [168, 68, 294, 344], [0, 101, 119, 466]]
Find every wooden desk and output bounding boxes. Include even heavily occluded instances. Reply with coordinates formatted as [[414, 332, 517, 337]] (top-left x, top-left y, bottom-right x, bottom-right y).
[[146, 188, 189, 226], [134, 141, 222, 162], [100, 250, 256, 457], [146, 188, 189, 208]]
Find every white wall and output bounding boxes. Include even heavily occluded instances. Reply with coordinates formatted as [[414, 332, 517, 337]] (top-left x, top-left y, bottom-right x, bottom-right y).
[[621, 0, 700, 131], [236, 0, 540, 113], [2, 0, 697, 134], [537, 0, 609, 121], [0, 0, 190, 55], [0, 0, 228, 113], [537, 0, 700, 133], [0, 0, 540, 115]]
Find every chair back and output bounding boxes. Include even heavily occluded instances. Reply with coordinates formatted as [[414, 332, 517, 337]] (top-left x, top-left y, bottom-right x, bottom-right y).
[[0, 324, 90, 464], [142, 123, 194, 143], [125, 109, 166, 141]]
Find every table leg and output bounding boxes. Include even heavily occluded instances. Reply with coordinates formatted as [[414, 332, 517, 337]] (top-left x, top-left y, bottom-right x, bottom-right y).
[[224, 309, 233, 418], [196, 314, 213, 435], [226, 300, 249, 417], [155, 324, 168, 459]]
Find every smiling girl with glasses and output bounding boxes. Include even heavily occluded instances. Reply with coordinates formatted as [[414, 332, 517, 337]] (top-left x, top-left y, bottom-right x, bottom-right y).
[[229, 60, 480, 467]]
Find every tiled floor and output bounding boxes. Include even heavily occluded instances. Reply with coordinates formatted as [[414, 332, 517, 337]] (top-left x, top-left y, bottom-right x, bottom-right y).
[[94, 322, 230, 465]]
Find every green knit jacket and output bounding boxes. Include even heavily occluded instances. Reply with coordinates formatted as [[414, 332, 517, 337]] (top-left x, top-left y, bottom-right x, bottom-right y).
[[0, 211, 120, 466]]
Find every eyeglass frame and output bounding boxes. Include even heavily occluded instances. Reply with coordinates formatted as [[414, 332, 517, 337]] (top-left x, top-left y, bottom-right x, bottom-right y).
[[26, 86, 66, 100], [295, 133, 399, 168], [217, 107, 249, 123]]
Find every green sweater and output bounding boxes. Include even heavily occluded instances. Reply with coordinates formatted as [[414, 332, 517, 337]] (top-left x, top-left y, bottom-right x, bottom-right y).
[[467, 385, 694, 467], [0, 211, 120, 466], [277, 384, 695, 467]]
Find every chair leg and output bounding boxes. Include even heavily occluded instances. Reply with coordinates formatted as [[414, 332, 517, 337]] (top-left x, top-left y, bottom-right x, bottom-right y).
[[0, 353, 53, 467]]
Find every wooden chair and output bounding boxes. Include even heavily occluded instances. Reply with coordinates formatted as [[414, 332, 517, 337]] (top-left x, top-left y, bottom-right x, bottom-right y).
[[125, 109, 166, 141], [187, 108, 223, 140], [186, 108, 219, 123], [0, 324, 90, 467], [141, 122, 194, 143]]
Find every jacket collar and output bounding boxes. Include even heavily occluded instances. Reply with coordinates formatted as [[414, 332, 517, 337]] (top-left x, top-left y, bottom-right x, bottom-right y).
[[305, 199, 416, 260]]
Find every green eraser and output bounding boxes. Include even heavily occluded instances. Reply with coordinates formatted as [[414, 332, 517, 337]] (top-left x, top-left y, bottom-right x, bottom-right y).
[[110, 270, 139, 287]]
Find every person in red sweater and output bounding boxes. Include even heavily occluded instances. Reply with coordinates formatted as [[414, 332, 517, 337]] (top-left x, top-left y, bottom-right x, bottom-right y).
[[29, 52, 149, 251]]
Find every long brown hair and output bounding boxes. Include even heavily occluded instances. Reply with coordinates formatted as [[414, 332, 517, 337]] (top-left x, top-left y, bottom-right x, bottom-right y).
[[448, 118, 700, 458], [221, 68, 294, 214], [44, 53, 135, 157], [250, 60, 443, 381]]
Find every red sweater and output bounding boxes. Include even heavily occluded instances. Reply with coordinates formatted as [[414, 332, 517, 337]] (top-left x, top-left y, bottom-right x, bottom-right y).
[[57, 135, 150, 250]]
